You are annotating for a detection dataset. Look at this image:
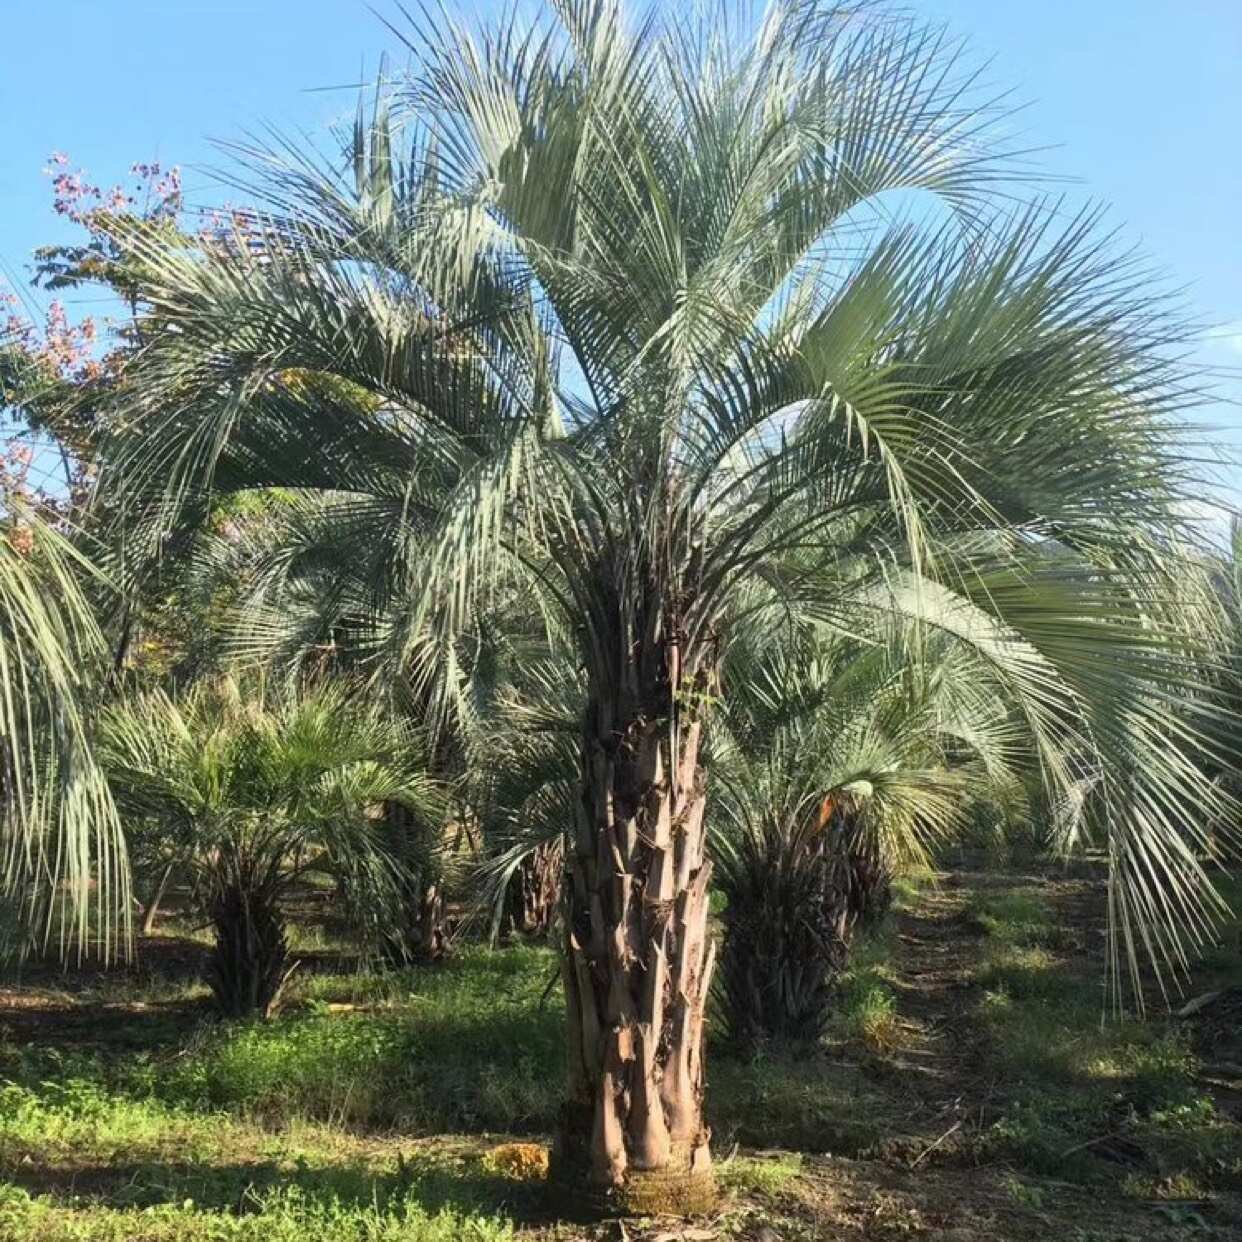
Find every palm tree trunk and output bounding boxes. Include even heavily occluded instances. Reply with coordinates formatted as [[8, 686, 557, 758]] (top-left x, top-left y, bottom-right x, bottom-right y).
[[380, 801, 447, 965], [552, 642, 717, 1214], [504, 839, 562, 939], [207, 881, 290, 1019], [139, 863, 173, 936]]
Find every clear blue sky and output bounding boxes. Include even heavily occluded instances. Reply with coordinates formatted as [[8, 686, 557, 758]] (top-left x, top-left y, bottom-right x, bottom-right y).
[[3, 0, 1240, 495]]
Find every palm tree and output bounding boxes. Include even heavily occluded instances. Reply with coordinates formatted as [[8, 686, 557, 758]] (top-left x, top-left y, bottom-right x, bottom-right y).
[[99, 677, 440, 1017], [712, 629, 1018, 1045], [98, 0, 1236, 1209], [180, 485, 563, 956]]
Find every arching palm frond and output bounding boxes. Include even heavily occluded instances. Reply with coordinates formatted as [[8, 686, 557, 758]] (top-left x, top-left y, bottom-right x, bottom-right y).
[[0, 501, 126, 959]]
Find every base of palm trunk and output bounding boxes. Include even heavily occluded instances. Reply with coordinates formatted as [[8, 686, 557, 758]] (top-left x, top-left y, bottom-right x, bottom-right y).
[[380, 881, 447, 965], [503, 840, 562, 939], [208, 887, 290, 1019], [548, 1138, 716, 1218]]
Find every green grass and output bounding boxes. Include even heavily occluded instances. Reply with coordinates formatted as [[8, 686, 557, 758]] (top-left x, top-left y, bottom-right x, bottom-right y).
[[716, 1151, 804, 1197], [1, 947, 566, 1138], [5, 865, 1242, 1238], [709, 1052, 901, 1155], [0, 1180, 516, 1242], [965, 886, 1078, 950], [960, 877, 1242, 1189], [830, 930, 902, 1051]]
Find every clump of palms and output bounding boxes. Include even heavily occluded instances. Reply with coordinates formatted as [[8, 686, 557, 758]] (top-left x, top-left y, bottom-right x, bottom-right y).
[[97, 0, 1237, 1208], [100, 677, 440, 1017], [712, 633, 1018, 1045]]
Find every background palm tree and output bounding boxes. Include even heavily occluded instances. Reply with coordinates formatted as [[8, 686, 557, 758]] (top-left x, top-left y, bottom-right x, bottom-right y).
[[181, 484, 565, 956], [712, 628, 1018, 1045], [97, 0, 1237, 1210], [100, 677, 440, 1017]]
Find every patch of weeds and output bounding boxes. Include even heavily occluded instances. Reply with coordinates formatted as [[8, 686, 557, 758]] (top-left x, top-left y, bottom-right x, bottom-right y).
[[977, 1051, 1236, 1187], [0, 1073, 221, 1170], [1135, 1096, 1242, 1191], [890, 866, 934, 911], [160, 1014, 412, 1126], [149, 915, 214, 947], [1148, 1201, 1214, 1230], [829, 929, 903, 1052], [835, 978, 901, 1052], [862, 1189, 925, 1237], [1001, 1174, 1045, 1209], [966, 888, 1067, 948], [66, 972, 211, 1009], [975, 944, 1084, 1004], [717, 1151, 803, 1198], [973, 963, 1195, 1102], [1121, 1170, 1209, 1200], [978, 1090, 1118, 1177], [283, 923, 353, 955], [1081, 1031, 1196, 1096]]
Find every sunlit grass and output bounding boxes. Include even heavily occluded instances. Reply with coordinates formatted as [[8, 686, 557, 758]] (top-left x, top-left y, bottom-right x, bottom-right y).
[[716, 1151, 803, 1197], [0, 1181, 517, 1242]]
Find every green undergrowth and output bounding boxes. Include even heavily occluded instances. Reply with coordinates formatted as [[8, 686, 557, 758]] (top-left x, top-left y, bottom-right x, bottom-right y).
[[964, 879, 1242, 1189], [2, 946, 565, 1138], [716, 1151, 804, 1197], [710, 1050, 900, 1155], [0, 1180, 516, 1242], [4, 866, 1242, 1238], [830, 925, 902, 1051], [966, 886, 1079, 950], [1, 939, 911, 1158]]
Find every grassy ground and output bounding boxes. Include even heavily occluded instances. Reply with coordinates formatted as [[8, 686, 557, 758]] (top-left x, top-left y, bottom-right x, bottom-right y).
[[2, 861, 1241, 1239]]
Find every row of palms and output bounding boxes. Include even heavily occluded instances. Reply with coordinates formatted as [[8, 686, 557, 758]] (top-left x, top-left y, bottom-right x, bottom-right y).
[[3, 0, 1241, 1214]]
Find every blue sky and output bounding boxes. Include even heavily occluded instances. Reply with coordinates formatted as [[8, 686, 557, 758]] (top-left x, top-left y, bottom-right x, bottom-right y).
[[3, 0, 1240, 495]]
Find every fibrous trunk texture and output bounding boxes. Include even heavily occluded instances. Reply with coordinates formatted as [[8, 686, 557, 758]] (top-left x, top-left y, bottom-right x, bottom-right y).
[[208, 882, 290, 1019], [552, 631, 717, 1215], [839, 822, 893, 931], [503, 838, 563, 939]]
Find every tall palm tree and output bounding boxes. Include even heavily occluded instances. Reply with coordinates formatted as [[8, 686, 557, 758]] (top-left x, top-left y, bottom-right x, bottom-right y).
[[100, 677, 441, 1017], [98, 0, 1235, 1209]]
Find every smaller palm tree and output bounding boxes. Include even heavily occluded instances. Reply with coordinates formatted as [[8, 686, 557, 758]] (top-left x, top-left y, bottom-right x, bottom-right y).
[[100, 677, 440, 1017], [713, 635, 1017, 1046]]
